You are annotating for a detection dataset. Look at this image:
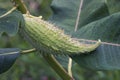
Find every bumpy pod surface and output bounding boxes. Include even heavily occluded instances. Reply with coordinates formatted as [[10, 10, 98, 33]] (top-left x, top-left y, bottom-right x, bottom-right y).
[[20, 14, 101, 55]]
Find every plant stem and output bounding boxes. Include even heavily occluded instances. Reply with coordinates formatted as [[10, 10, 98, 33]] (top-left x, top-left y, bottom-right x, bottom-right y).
[[21, 48, 36, 54], [0, 6, 17, 18], [74, 0, 83, 32], [12, 0, 29, 14], [43, 54, 74, 80], [68, 58, 73, 77]]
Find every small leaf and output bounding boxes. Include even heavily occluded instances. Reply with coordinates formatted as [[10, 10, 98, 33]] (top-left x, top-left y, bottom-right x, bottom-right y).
[[0, 8, 23, 37], [0, 48, 20, 74]]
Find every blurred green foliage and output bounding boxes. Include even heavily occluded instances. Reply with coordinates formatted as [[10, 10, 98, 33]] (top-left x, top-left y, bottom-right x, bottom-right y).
[[0, 0, 120, 80]]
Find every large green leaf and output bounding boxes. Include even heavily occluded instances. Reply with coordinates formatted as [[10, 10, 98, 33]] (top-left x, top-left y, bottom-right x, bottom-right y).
[[49, 0, 120, 70], [0, 8, 23, 37], [50, 0, 109, 34], [0, 48, 20, 74]]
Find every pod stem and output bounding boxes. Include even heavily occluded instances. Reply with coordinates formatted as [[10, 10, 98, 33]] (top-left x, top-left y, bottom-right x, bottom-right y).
[[43, 54, 74, 80], [12, 0, 29, 14]]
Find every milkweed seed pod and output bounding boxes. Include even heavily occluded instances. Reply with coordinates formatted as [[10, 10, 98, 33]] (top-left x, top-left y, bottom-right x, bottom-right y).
[[20, 14, 101, 55]]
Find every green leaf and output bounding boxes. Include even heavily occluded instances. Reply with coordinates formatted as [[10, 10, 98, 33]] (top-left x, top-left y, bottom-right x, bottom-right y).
[[0, 8, 23, 37], [73, 12, 120, 43], [77, 0, 109, 27], [49, 0, 109, 34], [0, 48, 20, 74]]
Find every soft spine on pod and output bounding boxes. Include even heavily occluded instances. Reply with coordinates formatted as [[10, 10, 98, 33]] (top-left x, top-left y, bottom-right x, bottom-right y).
[[20, 14, 101, 55]]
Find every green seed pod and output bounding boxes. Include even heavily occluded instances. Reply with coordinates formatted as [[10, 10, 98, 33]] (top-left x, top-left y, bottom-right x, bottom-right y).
[[20, 14, 101, 55]]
